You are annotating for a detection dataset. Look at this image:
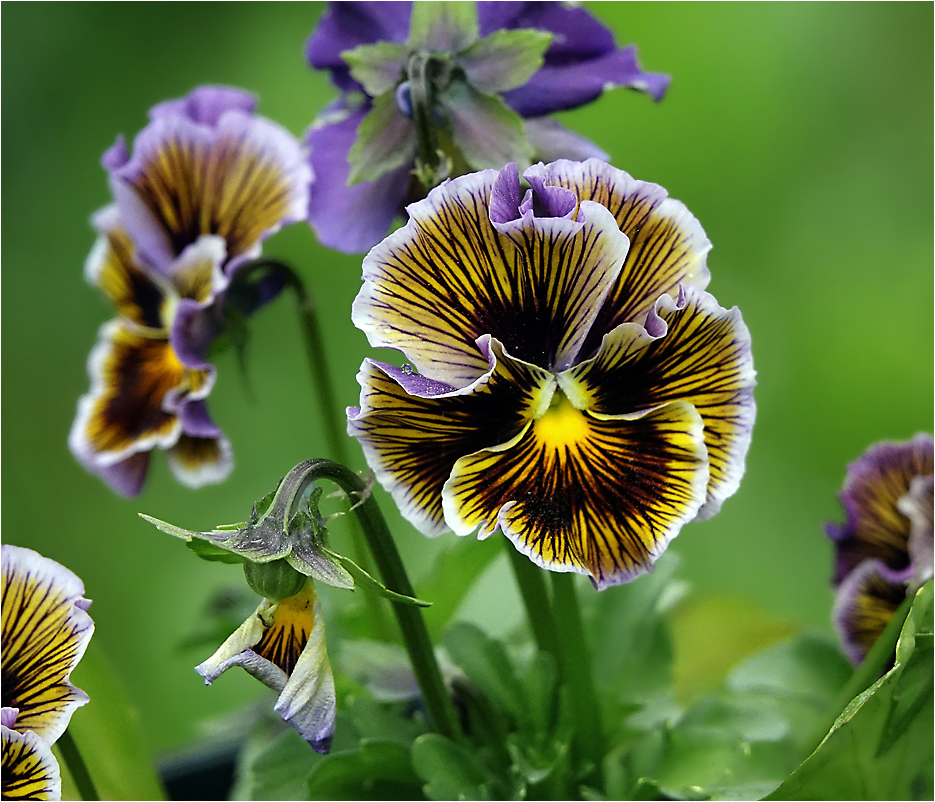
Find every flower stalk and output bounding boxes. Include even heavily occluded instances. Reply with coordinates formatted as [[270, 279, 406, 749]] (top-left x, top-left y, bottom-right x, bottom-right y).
[[505, 544, 560, 662], [56, 728, 100, 801]]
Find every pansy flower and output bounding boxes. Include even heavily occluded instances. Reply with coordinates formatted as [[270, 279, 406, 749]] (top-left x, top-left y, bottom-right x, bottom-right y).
[[305, 1, 670, 252], [348, 159, 756, 589], [69, 86, 311, 496], [1, 545, 94, 800], [826, 434, 934, 664]]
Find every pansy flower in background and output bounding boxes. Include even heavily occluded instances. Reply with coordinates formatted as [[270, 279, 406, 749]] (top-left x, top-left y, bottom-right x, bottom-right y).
[[305, 1, 670, 252], [69, 86, 311, 496], [826, 433, 934, 664], [348, 159, 756, 589], [1, 545, 94, 800]]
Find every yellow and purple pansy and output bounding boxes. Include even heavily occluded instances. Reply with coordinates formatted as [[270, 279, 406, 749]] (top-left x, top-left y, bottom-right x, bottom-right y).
[[348, 159, 756, 589], [69, 86, 311, 496], [826, 433, 934, 664], [1, 545, 94, 800]]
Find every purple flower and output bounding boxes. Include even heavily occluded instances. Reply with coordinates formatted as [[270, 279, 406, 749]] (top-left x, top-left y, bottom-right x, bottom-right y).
[[69, 86, 311, 496], [826, 434, 934, 664], [305, 1, 670, 253], [347, 160, 755, 589]]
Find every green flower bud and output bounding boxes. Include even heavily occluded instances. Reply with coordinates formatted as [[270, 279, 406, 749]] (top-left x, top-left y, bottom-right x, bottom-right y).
[[243, 559, 307, 601]]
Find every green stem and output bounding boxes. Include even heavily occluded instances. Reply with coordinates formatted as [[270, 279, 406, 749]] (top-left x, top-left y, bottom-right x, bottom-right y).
[[57, 727, 100, 801], [284, 460, 464, 743], [550, 572, 604, 789], [505, 545, 560, 661]]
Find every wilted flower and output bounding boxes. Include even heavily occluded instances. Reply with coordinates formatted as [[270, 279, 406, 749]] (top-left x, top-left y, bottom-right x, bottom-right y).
[[69, 86, 311, 496], [305, 1, 670, 252], [348, 159, 755, 589], [1, 545, 94, 800], [826, 433, 934, 664]]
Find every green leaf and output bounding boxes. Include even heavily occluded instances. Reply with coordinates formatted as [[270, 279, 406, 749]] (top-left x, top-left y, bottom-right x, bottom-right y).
[[185, 537, 245, 564], [343, 42, 409, 96], [345, 694, 427, 746], [459, 29, 553, 93], [232, 728, 326, 800], [307, 739, 421, 799], [324, 547, 431, 607], [764, 581, 934, 800], [347, 88, 417, 185], [411, 733, 492, 800], [408, 1, 478, 51]]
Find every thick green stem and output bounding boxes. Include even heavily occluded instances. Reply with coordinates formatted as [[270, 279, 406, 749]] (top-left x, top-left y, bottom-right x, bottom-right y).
[[283, 460, 464, 742], [550, 572, 604, 789], [505, 544, 560, 661], [57, 728, 100, 801]]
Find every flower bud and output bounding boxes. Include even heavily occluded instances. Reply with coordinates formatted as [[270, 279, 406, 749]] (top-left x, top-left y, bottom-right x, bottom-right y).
[[243, 559, 307, 601]]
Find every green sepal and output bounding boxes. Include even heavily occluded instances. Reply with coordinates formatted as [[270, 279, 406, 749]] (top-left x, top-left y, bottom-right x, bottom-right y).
[[459, 28, 553, 94], [347, 88, 417, 185], [342, 42, 409, 96], [408, 1, 478, 52], [323, 546, 431, 608], [185, 538, 245, 565]]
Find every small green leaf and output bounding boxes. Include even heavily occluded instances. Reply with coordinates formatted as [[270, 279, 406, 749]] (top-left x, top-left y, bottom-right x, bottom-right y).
[[307, 739, 421, 799], [411, 733, 492, 800], [408, 1, 478, 51], [347, 89, 417, 185], [343, 42, 409, 96], [460, 28, 553, 93], [185, 538, 245, 564], [324, 547, 431, 607]]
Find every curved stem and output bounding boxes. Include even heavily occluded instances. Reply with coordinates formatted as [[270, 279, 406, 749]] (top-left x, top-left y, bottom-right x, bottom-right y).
[[281, 460, 464, 743], [550, 572, 604, 789], [57, 728, 100, 801], [505, 544, 560, 661]]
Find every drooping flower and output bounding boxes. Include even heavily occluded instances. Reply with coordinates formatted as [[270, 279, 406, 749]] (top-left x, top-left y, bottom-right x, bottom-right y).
[[348, 159, 756, 589], [305, 1, 670, 253], [69, 86, 311, 496], [826, 434, 934, 664], [1, 545, 95, 800]]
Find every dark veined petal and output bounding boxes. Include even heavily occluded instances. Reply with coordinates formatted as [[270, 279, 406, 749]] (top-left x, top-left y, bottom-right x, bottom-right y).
[[68, 320, 211, 467], [196, 584, 335, 753], [347, 337, 555, 536], [827, 434, 934, 585], [352, 165, 630, 386], [166, 234, 228, 306], [559, 286, 756, 518], [110, 106, 310, 271], [525, 159, 711, 354], [167, 433, 233, 490], [443, 399, 709, 589], [1, 545, 93, 745], [1, 725, 61, 801], [84, 206, 172, 331], [832, 558, 911, 665]]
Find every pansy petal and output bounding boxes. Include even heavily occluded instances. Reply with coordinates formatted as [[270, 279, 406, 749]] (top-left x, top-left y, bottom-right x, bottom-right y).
[[525, 118, 609, 164], [168, 235, 228, 306], [443, 400, 708, 588], [149, 85, 257, 126], [85, 206, 171, 331], [827, 434, 934, 585], [92, 452, 152, 498], [899, 474, 934, 585], [167, 433, 233, 490], [1, 545, 93, 744], [110, 108, 310, 270], [306, 101, 414, 254], [832, 558, 912, 665], [353, 166, 630, 386], [69, 321, 186, 466], [348, 339, 555, 536], [560, 286, 756, 517], [1, 726, 61, 801], [525, 159, 711, 352]]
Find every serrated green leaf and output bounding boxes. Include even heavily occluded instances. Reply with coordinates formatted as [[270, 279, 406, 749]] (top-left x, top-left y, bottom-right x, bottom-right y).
[[347, 89, 417, 185], [343, 41, 408, 96], [459, 28, 552, 93], [411, 733, 492, 800]]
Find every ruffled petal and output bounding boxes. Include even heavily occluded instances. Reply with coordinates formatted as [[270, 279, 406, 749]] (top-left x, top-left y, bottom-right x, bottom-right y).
[[347, 337, 555, 536], [559, 286, 756, 518], [149, 85, 257, 126], [525, 118, 609, 164], [1, 726, 61, 801], [443, 400, 708, 588], [525, 159, 711, 353], [306, 100, 413, 254], [109, 106, 310, 271], [353, 164, 630, 386], [1, 545, 93, 745], [827, 434, 934, 585], [167, 433, 233, 490]]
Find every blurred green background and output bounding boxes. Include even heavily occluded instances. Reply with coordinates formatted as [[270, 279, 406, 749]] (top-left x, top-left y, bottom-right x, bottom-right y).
[[2, 0, 932, 765]]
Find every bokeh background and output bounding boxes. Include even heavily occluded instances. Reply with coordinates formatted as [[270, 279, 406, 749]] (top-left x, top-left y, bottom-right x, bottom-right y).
[[3, 0, 932, 773]]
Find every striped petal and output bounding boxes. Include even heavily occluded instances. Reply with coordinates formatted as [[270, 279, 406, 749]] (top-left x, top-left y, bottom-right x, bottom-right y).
[[352, 165, 630, 387], [196, 583, 335, 753], [524, 159, 711, 356], [443, 399, 708, 588], [1, 545, 93, 745], [110, 105, 310, 271], [167, 433, 234, 490], [558, 286, 756, 517], [348, 337, 555, 536], [1, 726, 61, 801]]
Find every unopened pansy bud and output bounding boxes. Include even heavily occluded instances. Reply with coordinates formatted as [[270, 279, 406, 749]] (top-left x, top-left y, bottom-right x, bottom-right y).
[[243, 559, 308, 601]]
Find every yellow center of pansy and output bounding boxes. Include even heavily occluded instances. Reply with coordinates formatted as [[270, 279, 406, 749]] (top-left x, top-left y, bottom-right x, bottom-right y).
[[533, 391, 589, 449]]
